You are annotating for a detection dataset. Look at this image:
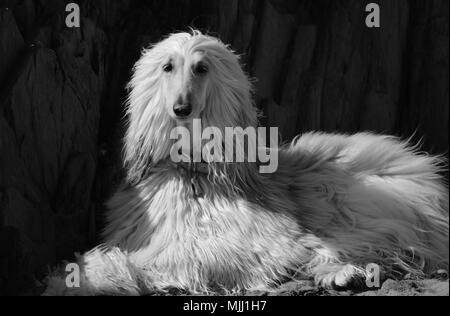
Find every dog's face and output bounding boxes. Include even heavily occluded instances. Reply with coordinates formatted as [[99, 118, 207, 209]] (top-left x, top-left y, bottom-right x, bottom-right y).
[[136, 31, 257, 129], [161, 50, 210, 122], [124, 31, 259, 182]]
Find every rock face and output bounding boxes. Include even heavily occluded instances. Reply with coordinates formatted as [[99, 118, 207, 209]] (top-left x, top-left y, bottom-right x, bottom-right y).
[[0, 0, 448, 295]]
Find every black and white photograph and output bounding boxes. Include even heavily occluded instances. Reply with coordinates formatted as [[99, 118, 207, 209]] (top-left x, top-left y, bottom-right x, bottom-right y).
[[0, 0, 448, 300]]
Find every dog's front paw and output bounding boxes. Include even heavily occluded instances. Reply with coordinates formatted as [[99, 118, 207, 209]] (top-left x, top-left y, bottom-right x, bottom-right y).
[[313, 264, 364, 290]]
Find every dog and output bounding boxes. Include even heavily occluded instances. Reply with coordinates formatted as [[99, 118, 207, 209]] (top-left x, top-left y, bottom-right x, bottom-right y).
[[45, 30, 449, 296]]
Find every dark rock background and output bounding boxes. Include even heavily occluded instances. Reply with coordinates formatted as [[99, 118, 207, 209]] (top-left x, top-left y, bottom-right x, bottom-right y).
[[0, 0, 448, 295]]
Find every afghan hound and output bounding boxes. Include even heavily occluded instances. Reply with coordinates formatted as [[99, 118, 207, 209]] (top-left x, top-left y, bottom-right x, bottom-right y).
[[46, 30, 448, 295]]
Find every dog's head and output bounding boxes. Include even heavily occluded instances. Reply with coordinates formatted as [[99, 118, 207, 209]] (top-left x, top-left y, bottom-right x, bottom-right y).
[[124, 30, 259, 183]]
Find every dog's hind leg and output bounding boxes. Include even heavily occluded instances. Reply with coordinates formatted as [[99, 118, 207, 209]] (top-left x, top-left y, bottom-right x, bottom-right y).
[[311, 263, 373, 290]]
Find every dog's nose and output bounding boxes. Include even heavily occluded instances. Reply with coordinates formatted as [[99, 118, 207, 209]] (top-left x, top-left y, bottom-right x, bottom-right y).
[[173, 103, 193, 118]]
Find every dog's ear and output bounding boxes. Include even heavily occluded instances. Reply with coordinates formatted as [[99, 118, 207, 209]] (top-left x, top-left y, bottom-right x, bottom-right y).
[[226, 66, 259, 129], [123, 45, 176, 184], [237, 92, 259, 128], [206, 45, 259, 129]]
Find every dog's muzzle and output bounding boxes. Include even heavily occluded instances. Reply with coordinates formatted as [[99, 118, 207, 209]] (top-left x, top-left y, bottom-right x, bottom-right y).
[[173, 103, 193, 118]]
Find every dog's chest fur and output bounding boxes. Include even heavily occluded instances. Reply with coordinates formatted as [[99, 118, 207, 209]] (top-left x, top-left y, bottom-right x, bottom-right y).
[[104, 167, 315, 290]]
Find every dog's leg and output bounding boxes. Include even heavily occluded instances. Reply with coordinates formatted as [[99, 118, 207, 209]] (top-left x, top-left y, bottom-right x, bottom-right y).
[[44, 247, 143, 296]]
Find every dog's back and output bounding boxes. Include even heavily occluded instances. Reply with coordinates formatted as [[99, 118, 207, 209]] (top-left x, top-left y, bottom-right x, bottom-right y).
[[279, 132, 449, 277]]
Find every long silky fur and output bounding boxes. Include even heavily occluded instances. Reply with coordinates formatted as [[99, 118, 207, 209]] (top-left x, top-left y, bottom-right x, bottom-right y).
[[45, 31, 449, 296]]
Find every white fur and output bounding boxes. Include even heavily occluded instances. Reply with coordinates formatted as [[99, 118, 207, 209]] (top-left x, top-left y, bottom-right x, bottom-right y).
[[46, 31, 449, 296]]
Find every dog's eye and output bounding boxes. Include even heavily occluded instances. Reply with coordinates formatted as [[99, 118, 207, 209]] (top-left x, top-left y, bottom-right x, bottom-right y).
[[163, 63, 173, 72], [194, 63, 209, 75]]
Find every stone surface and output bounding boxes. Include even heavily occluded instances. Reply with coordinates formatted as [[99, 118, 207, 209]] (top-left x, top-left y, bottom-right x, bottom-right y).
[[0, 7, 24, 86]]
